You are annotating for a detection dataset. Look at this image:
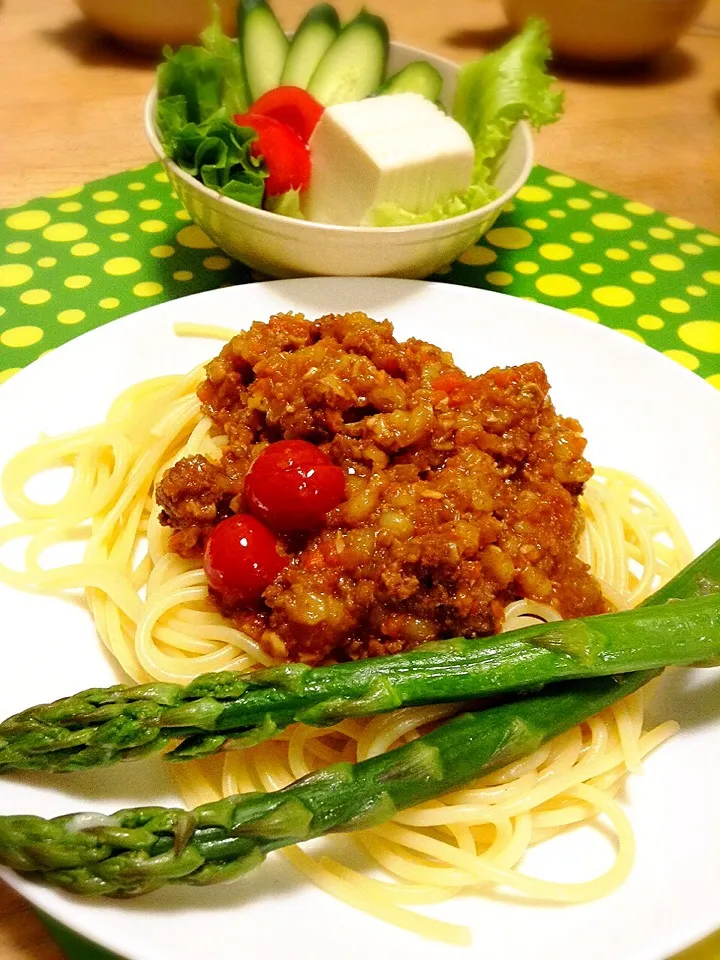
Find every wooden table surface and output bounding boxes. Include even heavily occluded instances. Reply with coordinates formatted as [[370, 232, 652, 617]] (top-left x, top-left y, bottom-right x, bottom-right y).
[[1, 1, 719, 958]]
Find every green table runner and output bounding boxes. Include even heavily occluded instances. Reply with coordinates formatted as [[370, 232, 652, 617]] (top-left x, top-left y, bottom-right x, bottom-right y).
[[0, 163, 718, 386], [0, 163, 719, 960]]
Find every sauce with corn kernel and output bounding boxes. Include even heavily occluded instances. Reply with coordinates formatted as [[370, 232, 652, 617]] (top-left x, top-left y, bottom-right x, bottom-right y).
[[156, 311, 606, 664]]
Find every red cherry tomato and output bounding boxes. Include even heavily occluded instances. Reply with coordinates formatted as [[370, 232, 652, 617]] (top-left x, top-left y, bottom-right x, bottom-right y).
[[233, 113, 310, 196], [245, 440, 346, 532], [204, 513, 288, 605], [249, 87, 324, 144]]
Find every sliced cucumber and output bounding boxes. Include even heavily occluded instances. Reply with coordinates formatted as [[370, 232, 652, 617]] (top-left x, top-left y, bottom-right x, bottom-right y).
[[281, 4, 341, 90], [307, 10, 390, 106], [238, 0, 290, 102], [378, 61, 443, 102]]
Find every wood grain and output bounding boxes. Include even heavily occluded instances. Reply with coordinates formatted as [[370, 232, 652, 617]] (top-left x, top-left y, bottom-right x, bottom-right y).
[[0, 0, 719, 957], [0, 882, 66, 960]]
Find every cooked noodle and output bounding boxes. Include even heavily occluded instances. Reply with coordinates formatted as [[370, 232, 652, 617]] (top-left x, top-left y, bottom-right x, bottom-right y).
[[0, 323, 693, 944]]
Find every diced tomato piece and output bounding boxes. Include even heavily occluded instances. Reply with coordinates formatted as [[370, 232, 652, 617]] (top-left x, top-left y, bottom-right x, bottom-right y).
[[245, 439, 345, 532], [233, 113, 311, 196], [432, 374, 467, 394], [433, 373, 477, 406], [249, 86, 324, 144]]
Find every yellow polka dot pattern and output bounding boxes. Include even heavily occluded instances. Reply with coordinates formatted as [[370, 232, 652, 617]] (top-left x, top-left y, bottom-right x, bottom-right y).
[[0, 264, 33, 287], [650, 254, 684, 272], [104, 257, 141, 276], [140, 220, 168, 234], [568, 307, 599, 322], [592, 213, 632, 231], [57, 309, 86, 325], [6, 211, 51, 231], [664, 349, 700, 371], [458, 245, 496, 267], [592, 286, 635, 308], [678, 321, 720, 354], [6, 242, 31, 255], [637, 315, 664, 331], [133, 281, 163, 298], [539, 243, 573, 261], [486, 227, 532, 250], [64, 275, 92, 289], [7, 157, 268, 384], [453, 168, 720, 386], [535, 274, 581, 297], [486, 271, 513, 287], [43, 223, 87, 243], [19, 289, 51, 305], [1, 326, 43, 347], [0, 162, 718, 389], [203, 256, 232, 271]]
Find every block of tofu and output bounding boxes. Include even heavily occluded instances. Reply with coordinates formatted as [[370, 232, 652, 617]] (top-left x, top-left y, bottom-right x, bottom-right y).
[[301, 93, 475, 226]]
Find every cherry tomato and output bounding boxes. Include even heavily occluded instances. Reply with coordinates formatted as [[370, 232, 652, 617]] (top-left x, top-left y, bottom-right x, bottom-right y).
[[245, 440, 346, 532], [233, 113, 310, 196], [249, 87, 324, 144], [204, 513, 288, 605]]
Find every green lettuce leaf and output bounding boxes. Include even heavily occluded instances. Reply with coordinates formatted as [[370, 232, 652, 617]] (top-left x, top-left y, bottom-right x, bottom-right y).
[[370, 182, 498, 227], [264, 189, 305, 220], [199, 6, 249, 116], [221, 175, 267, 206], [454, 17, 563, 181], [370, 19, 562, 227], [166, 117, 266, 208], [155, 6, 261, 207], [157, 46, 226, 128]]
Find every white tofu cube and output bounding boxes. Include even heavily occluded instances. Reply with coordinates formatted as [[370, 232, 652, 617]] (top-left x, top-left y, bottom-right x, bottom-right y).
[[302, 93, 475, 226]]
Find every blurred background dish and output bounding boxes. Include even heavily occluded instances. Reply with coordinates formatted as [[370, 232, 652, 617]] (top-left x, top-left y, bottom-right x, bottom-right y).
[[502, 0, 709, 63], [75, 0, 235, 48]]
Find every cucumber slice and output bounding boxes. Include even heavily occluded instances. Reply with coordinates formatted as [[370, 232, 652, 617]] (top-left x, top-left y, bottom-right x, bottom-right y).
[[281, 4, 340, 90], [378, 61, 443, 102], [238, 0, 290, 102], [307, 10, 390, 106]]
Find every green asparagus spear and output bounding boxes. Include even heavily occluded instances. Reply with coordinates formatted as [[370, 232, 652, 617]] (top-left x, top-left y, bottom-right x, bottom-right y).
[[2, 538, 719, 774], [0, 671, 650, 897], [0, 540, 717, 896]]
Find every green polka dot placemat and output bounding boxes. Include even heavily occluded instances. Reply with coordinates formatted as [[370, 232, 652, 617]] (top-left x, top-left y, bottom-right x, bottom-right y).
[[0, 163, 718, 389], [1, 163, 719, 960]]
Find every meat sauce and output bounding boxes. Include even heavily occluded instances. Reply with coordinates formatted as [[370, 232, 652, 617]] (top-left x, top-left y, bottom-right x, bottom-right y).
[[156, 311, 606, 663]]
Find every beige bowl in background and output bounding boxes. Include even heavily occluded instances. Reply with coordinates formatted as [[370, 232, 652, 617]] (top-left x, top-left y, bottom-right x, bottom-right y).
[[76, 0, 236, 48], [145, 42, 533, 279], [503, 0, 707, 63]]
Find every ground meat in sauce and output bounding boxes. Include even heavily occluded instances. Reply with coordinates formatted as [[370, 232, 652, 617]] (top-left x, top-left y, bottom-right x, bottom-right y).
[[156, 311, 607, 664]]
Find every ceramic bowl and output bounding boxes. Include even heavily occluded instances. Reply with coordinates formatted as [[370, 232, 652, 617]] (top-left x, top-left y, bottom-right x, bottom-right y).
[[144, 42, 533, 279], [75, 0, 235, 49], [502, 0, 708, 63]]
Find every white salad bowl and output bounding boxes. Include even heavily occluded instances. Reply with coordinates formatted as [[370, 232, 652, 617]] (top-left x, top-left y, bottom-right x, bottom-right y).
[[145, 42, 533, 279]]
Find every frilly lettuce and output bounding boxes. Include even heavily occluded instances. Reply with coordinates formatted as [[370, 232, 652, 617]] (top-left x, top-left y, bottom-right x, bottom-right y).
[[369, 19, 562, 227], [265, 189, 306, 219], [156, 6, 265, 206], [372, 182, 498, 227]]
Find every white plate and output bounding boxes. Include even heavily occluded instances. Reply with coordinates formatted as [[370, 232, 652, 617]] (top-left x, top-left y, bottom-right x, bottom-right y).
[[1, 278, 719, 960]]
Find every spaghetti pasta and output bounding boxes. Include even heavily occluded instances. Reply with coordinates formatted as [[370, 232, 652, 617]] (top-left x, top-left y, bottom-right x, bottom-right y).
[[0, 324, 693, 944]]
